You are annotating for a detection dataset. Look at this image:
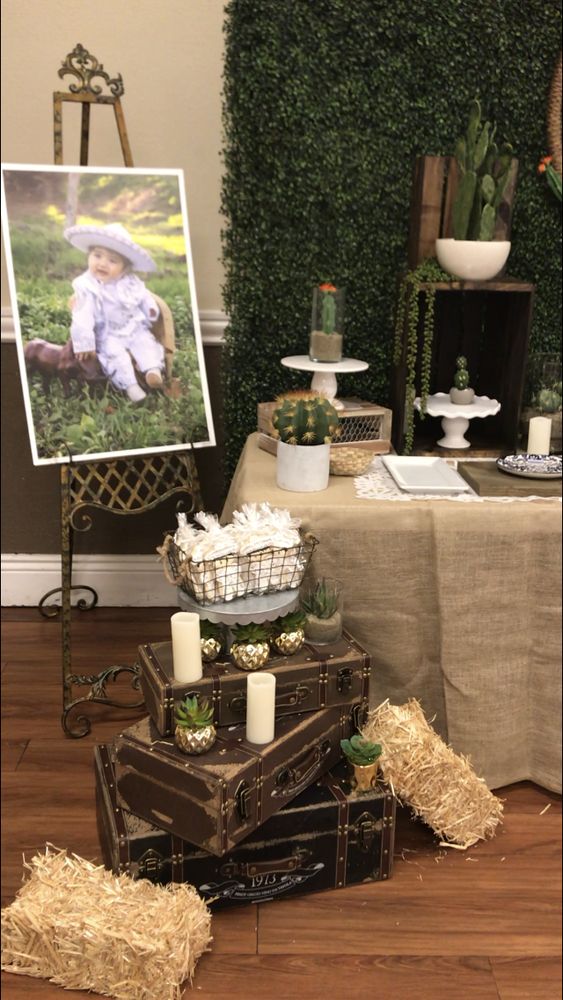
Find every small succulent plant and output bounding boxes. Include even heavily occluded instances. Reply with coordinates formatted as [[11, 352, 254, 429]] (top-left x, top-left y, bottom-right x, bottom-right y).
[[272, 610, 307, 634], [301, 579, 339, 619], [175, 695, 214, 731], [272, 390, 340, 446], [200, 620, 224, 642], [453, 355, 471, 391], [452, 98, 514, 241], [340, 733, 382, 766], [231, 623, 271, 644]]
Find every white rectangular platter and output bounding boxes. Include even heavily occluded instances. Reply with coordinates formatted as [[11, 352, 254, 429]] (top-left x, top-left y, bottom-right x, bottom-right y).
[[381, 456, 472, 494]]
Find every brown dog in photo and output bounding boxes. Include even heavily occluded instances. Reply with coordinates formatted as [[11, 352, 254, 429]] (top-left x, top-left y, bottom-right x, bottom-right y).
[[24, 338, 102, 393]]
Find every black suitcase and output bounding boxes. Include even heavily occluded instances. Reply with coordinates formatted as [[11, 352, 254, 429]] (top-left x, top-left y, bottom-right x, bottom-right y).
[[96, 743, 395, 908]]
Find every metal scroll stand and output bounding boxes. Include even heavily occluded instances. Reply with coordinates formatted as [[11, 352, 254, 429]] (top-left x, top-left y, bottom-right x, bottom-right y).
[[40, 44, 202, 737]]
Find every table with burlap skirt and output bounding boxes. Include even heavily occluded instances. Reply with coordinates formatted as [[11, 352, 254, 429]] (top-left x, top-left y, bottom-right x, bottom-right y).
[[222, 434, 562, 794]]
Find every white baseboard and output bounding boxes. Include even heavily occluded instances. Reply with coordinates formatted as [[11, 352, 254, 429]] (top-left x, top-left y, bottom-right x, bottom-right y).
[[1, 553, 177, 607]]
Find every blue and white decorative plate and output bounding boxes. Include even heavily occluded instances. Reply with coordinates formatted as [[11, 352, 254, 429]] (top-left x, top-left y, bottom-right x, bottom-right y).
[[497, 454, 562, 480]]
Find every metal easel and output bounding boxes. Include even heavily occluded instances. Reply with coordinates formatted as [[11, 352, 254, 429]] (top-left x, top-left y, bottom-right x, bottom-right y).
[[41, 44, 202, 737]]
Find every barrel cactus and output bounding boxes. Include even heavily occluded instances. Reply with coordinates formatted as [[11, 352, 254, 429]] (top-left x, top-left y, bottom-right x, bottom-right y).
[[452, 99, 515, 241], [272, 391, 340, 446]]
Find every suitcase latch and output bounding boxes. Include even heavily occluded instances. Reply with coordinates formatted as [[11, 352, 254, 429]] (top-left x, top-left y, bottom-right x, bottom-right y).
[[136, 849, 164, 878], [235, 780, 251, 821], [337, 667, 353, 693], [351, 812, 383, 852]]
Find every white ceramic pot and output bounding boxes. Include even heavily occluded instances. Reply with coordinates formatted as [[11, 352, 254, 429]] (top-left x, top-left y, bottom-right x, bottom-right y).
[[435, 238, 511, 281], [276, 441, 330, 492]]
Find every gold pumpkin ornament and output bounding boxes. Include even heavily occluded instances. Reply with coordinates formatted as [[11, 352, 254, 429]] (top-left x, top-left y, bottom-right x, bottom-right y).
[[175, 723, 216, 755]]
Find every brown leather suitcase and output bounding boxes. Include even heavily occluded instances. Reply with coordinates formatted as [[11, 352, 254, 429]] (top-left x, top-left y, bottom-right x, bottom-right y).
[[96, 743, 395, 907], [139, 630, 371, 736], [114, 704, 365, 857]]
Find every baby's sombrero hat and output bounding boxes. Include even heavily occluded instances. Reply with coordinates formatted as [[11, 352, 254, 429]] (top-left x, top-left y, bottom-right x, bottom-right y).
[[64, 222, 156, 272]]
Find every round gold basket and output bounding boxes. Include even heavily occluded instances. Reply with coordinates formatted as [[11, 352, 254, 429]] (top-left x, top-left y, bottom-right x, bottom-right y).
[[329, 447, 375, 476]]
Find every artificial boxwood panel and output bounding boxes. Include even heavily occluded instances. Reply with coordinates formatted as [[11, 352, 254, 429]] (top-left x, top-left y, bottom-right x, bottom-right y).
[[221, 0, 562, 475]]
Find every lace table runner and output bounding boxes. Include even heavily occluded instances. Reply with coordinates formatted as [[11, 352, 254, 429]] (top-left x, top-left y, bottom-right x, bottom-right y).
[[354, 457, 562, 503]]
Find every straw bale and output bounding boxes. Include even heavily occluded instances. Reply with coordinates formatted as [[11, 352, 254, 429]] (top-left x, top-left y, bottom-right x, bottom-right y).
[[1, 845, 212, 1000], [363, 699, 503, 849]]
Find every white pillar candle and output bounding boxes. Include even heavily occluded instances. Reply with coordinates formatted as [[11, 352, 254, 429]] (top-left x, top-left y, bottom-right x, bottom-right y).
[[246, 672, 276, 745], [527, 416, 552, 456], [171, 612, 203, 683]]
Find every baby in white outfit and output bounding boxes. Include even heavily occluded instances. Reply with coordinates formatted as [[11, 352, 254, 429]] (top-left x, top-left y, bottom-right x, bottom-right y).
[[64, 222, 165, 403]]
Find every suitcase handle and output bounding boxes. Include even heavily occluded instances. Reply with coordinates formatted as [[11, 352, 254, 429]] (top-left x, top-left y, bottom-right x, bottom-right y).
[[229, 683, 310, 716], [220, 848, 310, 879], [273, 739, 331, 797]]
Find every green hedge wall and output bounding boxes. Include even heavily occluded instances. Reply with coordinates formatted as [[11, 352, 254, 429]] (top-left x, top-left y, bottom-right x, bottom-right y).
[[221, 0, 562, 474]]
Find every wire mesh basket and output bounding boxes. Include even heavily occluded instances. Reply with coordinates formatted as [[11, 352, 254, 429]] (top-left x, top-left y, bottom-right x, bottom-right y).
[[159, 531, 318, 605]]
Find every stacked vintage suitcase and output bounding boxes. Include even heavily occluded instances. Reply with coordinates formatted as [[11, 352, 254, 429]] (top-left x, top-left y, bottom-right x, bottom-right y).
[[95, 627, 396, 907]]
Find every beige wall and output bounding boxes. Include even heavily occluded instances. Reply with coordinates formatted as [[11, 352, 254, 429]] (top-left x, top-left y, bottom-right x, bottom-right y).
[[1, 0, 226, 312]]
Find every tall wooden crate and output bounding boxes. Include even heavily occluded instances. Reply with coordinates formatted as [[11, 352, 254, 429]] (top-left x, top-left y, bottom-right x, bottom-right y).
[[392, 156, 534, 455]]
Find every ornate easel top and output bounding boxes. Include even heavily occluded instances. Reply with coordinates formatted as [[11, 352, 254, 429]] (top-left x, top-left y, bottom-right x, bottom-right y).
[[57, 43, 124, 98]]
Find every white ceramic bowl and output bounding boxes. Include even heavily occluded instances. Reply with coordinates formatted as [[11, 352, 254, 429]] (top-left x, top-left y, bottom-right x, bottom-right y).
[[435, 238, 511, 281]]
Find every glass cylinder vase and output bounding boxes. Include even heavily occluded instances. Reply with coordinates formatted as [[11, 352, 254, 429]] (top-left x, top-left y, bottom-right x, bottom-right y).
[[309, 283, 345, 363], [301, 577, 343, 645]]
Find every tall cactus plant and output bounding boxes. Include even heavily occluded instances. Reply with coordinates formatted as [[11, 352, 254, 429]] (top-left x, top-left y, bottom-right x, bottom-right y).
[[272, 391, 340, 445], [452, 99, 514, 241]]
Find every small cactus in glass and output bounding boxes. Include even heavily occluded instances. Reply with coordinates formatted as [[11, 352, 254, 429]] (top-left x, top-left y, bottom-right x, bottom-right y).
[[310, 282, 345, 362], [300, 577, 343, 645], [272, 390, 340, 446], [452, 99, 515, 241]]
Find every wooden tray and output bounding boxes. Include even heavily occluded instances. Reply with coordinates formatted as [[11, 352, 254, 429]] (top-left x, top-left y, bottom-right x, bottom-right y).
[[457, 461, 562, 497]]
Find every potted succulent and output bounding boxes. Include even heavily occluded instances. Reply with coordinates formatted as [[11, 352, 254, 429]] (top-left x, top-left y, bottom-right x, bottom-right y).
[[341, 733, 382, 792], [270, 609, 307, 656], [309, 282, 345, 362], [200, 620, 224, 663], [175, 694, 216, 755], [230, 623, 271, 671], [300, 577, 343, 645], [449, 356, 475, 405], [272, 390, 340, 492], [436, 99, 515, 281]]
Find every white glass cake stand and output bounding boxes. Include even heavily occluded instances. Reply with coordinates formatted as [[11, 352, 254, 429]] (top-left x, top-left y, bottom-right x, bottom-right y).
[[281, 356, 369, 408], [414, 392, 501, 449]]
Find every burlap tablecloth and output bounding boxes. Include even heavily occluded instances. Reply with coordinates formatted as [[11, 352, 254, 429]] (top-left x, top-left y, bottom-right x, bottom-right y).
[[222, 435, 562, 793]]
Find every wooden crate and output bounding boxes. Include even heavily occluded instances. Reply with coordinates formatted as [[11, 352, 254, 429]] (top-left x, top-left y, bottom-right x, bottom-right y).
[[258, 398, 392, 447], [408, 155, 518, 269], [392, 154, 533, 455]]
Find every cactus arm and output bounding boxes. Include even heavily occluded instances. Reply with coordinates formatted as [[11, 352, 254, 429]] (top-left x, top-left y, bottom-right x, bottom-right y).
[[454, 136, 467, 172], [479, 203, 496, 240], [474, 121, 491, 171], [481, 174, 496, 205], [465, 99, 482, 170], [321, 292, 336, 334], [452, 170, 477, 240]]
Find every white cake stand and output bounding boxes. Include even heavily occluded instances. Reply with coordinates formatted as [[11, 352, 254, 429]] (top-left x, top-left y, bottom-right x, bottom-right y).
[[281, 356, 369, 408], [414, 392, 501, 449]]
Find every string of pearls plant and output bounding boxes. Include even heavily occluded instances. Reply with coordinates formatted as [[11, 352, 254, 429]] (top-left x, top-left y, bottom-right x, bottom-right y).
[[394, 258, 451, 454]]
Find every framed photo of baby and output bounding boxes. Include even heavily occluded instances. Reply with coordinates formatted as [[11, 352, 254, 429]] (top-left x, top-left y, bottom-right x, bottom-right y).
[[1, 164, 216, 465]]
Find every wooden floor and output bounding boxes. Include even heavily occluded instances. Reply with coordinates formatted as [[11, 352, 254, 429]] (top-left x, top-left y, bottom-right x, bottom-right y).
[[1, 607, 561, 1000]]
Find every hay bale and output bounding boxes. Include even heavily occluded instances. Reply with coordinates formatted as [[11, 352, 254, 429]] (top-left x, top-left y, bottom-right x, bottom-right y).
[[363, 699, 503, 849], [1, 845, 212, 1000]]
